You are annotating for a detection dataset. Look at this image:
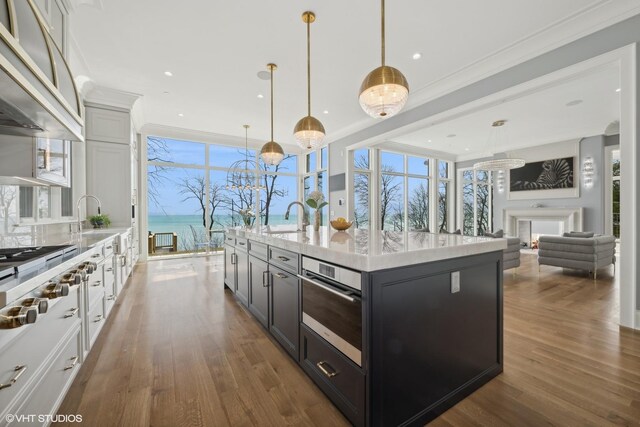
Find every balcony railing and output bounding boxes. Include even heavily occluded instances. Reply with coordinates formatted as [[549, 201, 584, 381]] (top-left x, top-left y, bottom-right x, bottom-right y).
[[148, 232, 178, 254]]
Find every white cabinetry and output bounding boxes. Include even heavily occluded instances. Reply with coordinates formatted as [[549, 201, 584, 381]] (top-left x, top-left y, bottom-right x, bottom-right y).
[[86, 140, 131, 225], [84, 103, 140, 267], [85, 107, 131, 145]]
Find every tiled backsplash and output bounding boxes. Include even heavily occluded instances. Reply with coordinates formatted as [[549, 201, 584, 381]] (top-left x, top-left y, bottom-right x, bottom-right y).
[[0, 185, 74, 248]]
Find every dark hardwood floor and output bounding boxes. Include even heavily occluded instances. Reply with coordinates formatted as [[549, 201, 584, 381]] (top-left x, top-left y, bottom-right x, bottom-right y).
[[55, 253, 640, 426]]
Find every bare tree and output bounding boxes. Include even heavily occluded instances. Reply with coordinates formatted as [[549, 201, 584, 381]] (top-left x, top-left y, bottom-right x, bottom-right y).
[[391, 202, 404, 231], [476, 184, 490, 235], [353, 154, 370, 228], [0, 186, 17, 234], [146, 137, 173, 210], [407, 181, 429, 230], [437, 184, 448, 232], [379, 171, 401, 231], [259, 154, 294, 225], [177, 175, 227, 231]]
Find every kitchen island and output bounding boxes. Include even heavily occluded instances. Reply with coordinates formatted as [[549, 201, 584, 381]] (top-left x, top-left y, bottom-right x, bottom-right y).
[[224, 226, 506, 427]]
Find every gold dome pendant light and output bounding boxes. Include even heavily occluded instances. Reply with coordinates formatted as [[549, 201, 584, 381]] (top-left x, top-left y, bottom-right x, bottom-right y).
[[294, 11, 325, 150], [359, 0, 409, 118], [260, 63, 285, 166]]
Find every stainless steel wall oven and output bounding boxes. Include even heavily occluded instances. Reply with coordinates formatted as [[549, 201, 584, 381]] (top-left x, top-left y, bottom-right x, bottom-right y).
[[299, 257, 362, 366]]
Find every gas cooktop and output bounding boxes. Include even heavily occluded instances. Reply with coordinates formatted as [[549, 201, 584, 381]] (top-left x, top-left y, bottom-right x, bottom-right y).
[[0, 245, 78, 280]]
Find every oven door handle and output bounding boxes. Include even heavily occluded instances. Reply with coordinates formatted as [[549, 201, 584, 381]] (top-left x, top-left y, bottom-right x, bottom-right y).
[[297, 274, 356, 303]]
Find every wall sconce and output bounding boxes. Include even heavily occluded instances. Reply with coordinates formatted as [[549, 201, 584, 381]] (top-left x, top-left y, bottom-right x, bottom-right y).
[[496, 170, 505, 193], [582, 156, 595, 189]]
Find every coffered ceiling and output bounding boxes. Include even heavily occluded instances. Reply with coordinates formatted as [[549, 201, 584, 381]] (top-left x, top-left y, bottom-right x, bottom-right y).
[[67, 0, 640, 150]]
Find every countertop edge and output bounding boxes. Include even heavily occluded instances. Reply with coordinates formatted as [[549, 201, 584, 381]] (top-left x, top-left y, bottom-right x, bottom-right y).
[[226, 228, 508, 272]]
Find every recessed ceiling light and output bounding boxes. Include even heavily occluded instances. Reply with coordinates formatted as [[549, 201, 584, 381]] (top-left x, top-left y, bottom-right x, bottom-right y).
[[447, 134, 456, 138], [412, 52, 422, 60], [178, 113, 184, 117], [566, 99, 583, 107], [163, 91, 170, 95], [257, 71, 271, 80], [257, 94, 264, 99], [465, 148, 470, 151], [616, 88, 621, 92], [427, 139, 432, 143], [323, 110, 329, 114], [164, 71, 173, 77]]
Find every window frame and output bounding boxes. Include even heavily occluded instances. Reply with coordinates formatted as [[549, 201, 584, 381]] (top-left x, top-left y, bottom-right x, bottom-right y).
[[456, 167, 493, 236], [302, 146, 329, 226], [146, 136, 299, 238]]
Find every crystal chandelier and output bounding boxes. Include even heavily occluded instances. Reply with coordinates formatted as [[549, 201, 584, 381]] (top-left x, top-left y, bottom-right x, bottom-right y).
[[226, 125, 265, 191], [260, 63, 285, 166], [473, 120, 525, 171], [294, 11, 325, 150], [359, 0, 409, 118]]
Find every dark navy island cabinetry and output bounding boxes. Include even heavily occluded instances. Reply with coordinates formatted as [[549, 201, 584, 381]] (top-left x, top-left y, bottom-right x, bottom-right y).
[[225, 228, 505, 426]]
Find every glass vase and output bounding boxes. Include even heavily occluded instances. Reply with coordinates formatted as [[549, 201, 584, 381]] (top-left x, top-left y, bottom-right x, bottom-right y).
[[314, 210, 321, 232]]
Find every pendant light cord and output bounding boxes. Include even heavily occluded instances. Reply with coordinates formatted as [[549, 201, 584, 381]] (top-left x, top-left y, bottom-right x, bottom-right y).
[[270, 66, 274, 142], [307, 16, 311, 117], [244, 125, 249, 162], [381, 0, 385, 66]]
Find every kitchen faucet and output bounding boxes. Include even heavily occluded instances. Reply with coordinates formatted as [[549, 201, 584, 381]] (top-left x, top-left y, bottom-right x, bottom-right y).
[[76, 195, 102, 235], [284, 201, 309, 232]]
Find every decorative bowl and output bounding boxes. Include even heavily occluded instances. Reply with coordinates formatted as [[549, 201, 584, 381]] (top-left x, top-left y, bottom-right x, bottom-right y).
[[330, 219, 353, 231]]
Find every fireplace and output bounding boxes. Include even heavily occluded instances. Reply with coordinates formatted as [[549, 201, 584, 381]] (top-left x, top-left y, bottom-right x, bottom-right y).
[[517, 220, 564, 248], [504, 208, 583, 247]]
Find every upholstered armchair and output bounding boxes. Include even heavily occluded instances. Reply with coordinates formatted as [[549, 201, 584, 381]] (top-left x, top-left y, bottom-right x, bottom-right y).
[[537, 233, 616, 279]]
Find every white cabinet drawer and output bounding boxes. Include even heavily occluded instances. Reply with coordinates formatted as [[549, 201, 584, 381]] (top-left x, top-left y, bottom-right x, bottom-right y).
[[87, 299, 105, 349], [0, 288, 80, 417], [103, 256, 115, 290], [10, 328, 82, 427], [103, 240, 116, 258], [86, 267, 105, 308]]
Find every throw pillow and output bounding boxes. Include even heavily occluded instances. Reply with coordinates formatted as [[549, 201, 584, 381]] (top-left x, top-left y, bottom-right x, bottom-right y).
[[563, 231, 595, 238], [484, 229, 504, 238]]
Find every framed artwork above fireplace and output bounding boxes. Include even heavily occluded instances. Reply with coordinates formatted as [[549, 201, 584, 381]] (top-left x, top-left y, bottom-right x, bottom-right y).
[[506, 139, 580, 200]]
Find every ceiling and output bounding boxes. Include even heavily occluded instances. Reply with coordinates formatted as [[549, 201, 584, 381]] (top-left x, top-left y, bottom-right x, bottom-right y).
[[68, 0, 639, 149], [391, 65, 621, 159]]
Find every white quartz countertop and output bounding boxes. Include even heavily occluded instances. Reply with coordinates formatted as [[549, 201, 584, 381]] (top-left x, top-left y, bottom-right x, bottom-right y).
[[227, 226, 507, 272], [0, 229, 129, 308]]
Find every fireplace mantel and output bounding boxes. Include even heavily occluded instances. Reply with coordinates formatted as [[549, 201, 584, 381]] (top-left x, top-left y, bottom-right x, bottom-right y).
[[503, 207, 583, 237]]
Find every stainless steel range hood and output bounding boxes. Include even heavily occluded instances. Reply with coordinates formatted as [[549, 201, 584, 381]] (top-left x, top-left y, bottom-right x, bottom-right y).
[[0, 0, 83, 141]]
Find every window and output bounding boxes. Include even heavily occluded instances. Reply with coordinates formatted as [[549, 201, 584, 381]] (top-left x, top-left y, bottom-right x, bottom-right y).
[[348, 148, 453, 232], [352, 148, 371, 229], [303, 147, 328, 225], [378, 151, 433, 232], [611, 149, 620, 238], [458, 168, 492, 236], [147, 136, 298, 255]]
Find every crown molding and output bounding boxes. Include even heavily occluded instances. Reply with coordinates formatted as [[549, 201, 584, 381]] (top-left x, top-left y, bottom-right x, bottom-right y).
[[85, 86, 143, 111]]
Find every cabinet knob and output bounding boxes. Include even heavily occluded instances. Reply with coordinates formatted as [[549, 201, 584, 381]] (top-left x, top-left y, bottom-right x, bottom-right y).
[[22, 298, 48, 314]]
